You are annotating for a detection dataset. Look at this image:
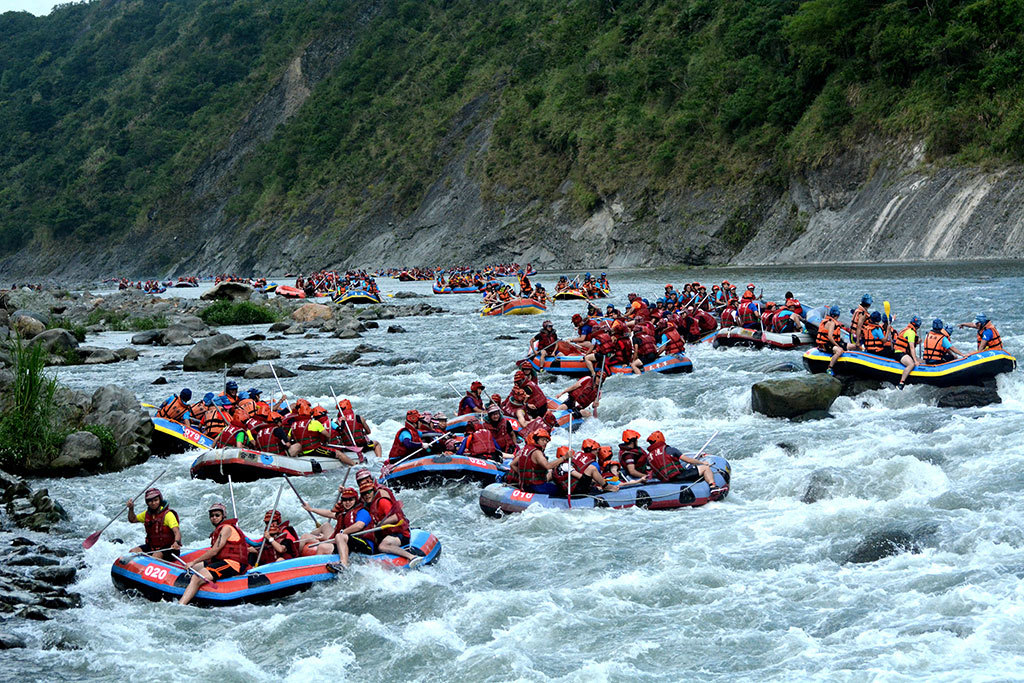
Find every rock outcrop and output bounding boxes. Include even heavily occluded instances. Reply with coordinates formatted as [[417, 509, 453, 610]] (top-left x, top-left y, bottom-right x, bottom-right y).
[[751, 375, 842, 419]]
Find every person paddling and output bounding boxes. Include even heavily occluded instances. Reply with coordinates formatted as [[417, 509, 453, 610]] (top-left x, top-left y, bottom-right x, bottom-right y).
[[816, 305, 846, 375], [458, 381, 487, 416], [303, 487, 375, 571], [958, 313, 1003, 352], [155, 388, 193, 424], [178, 503, 250, 606], [354, 471, 424, 567], [127, 488, 181, 561], [646, 431, 721, 493]]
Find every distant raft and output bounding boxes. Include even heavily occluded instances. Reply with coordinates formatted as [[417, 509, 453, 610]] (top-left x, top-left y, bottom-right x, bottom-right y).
[[552, 288, 588, 301], [479, 455, 731, 516], [190, 447, 354, 483], [380, 453, 508, 489], [275, 285, 306, 299], [151, 417, 215, 456], [802, 348, 1016, 387], [333, 289, 382, 305], [111, 530, 441, 606], [482, 298, 547, 316], [530, 352, 693, 376], [713, 326, 815, 350], [432, 283, 483, 294]]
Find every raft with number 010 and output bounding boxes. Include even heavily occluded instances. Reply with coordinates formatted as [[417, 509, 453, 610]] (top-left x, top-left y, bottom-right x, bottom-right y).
[[479, 454, 730, 516], [529, 352, 693, 376], [482, 298, 547, 316], [110, 530, 441, 606], [189, 447, 359, 483], [802, 347, 1016, 387]]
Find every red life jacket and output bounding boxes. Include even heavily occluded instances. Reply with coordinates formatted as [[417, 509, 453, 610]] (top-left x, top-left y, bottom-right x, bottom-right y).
[[569, 375, 600, 409], [537, 329, 558, 350], [211, 518, 250, 570], [144, 506, 178, 549], [611, 336, 633, 365], [458, 392, 482, 416], [738, 302, 759, 325], [252, 424, 286, 454], [289, 417, 327, 454], [467, 424, 497, 456], [368, 487, 410, 539], [634, 330, 658, 357], [388, 423, 423, 461], [336, 409, 369, 447], [524, 382, 548, 417], [647, 443, 684, 482], [156, 396, 189, 422], [486, 418, 517, 453], [215, 423, 246, 448], [332, 505, 368, 537], [591, 331, 613, 353], [978, 322, 1003, 350], [618, 443, 649, 473], [661, 327, 686, 354], [554, 452, 595, 493], [258, 523, 298, 564], [721, 307, 738, 326], [510, 445, 548, 488]]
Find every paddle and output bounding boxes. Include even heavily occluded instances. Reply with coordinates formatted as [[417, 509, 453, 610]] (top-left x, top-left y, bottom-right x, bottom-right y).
[[253, 479, 286, 568], [283, 474, 320, 525], [308, 522, 400, 548], [387, 434, 448, 470], [566, 413, 573, 509], [83, 467, 168, 548], [133, 549, 212, 583], [268, 362, 290, 411], [227, 475, 238, 519], [592, 357, 608, 418]]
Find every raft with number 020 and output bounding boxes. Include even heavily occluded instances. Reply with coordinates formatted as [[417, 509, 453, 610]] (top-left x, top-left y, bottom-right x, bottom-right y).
[[802, 347, 1017, 387], [529, 352, 693, 376], [712, 326, 815, 351], [479, 454, 731, 516], [482, 298, 547, 316], [189, 447, 358, 483], [151, 417, 215, 456], [110, 530, 442, 606]]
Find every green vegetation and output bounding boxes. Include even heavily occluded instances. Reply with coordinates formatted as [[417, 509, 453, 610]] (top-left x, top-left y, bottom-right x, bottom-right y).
[[49, 317, 86, 343], [0, 338, 64, 468], [81, 424, 117, 461], [2, 0, 1024, 256], [82, 308, 166, 331], [199, 300, 280, 326]]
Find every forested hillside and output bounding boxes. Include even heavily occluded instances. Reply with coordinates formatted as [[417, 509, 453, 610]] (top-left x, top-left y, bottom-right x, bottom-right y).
[[2, 0, 1023, 275]]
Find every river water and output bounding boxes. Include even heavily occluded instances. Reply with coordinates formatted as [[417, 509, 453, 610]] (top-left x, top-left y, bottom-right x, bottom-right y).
[[9, 263, 1024, 681]]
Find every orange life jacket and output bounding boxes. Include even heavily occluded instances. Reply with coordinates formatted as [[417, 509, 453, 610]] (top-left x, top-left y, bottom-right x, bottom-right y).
[[923, 329, 951, 364], [156, 396, 189, 422], [893, 324, 917, 355], [861, 321, 886, 353], [211, 518, 250, 571], [815, 316, 840, 351], [977, 322, 1003, 351]]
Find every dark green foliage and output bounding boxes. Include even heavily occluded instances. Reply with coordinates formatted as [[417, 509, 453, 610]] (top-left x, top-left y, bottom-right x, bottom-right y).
[[49, 318, 86, 343], [199, 300, 279, 326], [82, 308, 166, 331], [81, 424, 117, 460], [0, 338, 64, 468], [2, 0, 1024, 257]]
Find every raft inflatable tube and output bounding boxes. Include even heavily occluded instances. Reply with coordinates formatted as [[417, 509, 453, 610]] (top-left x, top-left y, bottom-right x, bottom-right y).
[[432, 283, 483, 294], [151, 417, 215, 456], [482, 298, 547, 316], [552, 288, 588, 301], [172, 281, 199, 288], [334, 290, 382, 305], [263, 282, 279, 293], [380, 454, 508, 489], [111, 530, 441, 606], [479, 454, 730, 516], [531, 353, 693, 376], [712, 326, 814, 350], [275, 285, 306, 299], [802, 348, 1016, 387], [190, 447, 351, 483]]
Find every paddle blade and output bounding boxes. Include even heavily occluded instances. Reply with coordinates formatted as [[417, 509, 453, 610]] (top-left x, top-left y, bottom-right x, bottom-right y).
[[82, 530, 101, 549], [884, 301, 891, 318]]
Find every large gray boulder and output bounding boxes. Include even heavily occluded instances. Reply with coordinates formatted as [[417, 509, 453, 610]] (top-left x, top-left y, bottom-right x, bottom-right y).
[[12, 314, 45, 339], [183, 334, 257, 371], [243, 364, 296, 379], [28, 329, 79, 355], [158, 326, 195, 346], [200, 282, 254, 301], [82, 385, 153, 471], [751, 375, 842, 419], [10, 309, 49, 327], [78, 347, 120, 364], [937, 384, 1001, 408], [131, 329, 161, 345], [50, 431, 104, 472]]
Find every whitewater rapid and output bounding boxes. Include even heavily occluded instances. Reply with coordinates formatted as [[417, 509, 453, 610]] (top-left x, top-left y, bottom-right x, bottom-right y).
[[10, 263, 1024, 681]]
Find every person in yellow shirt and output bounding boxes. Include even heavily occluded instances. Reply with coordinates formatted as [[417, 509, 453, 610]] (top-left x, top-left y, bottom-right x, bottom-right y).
[[127, 488, 181, 561]]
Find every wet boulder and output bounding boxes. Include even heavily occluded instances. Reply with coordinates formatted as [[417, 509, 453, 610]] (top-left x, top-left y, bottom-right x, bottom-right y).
[[802, 468, 842, 503], [183, 334, 257, 371], [387, 325, 407, 334], [28, 329, 79, 355], [243, 364, 296, 380], [937, 384, 1001, 409], [131, 330, 161, 345], [158, 326, 195, 346], [200, 281, 253, 301], [290, 303, 332, 323], [751, 375, 842, 419], [78, 347, 120, 364], [846, 529, 921, 564], [11, 314, 45, 339], [841, 379, 884, 397], [50, 431, 103, 473]]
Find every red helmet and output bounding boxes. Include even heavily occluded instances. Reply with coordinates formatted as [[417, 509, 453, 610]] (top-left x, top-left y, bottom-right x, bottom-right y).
[[144, 488, 162, 501], [646, 430, 666, 444], [311, 405, 328, 419], [355, 468, 373, 481], [406, 409, 420, 422], [571, 314, 583, 324], [471, 381, 485, 391], [513, 370, 526, 383], [622, 429, 640, 442], [581, 438, 599, 451], [358, 478, 375, 494], [598, 445, 613, 462], [339, 487, 359, 500], [533, 428, 551, 441], [556, 445, 571, 457], [263, 509, 282, 524], [337, 398, 352, 411], [746, 284, 755, 290]]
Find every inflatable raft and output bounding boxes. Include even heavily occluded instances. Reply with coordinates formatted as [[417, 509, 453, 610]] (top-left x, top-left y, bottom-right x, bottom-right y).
[[480, 455, 730, 516], [482, 298, 547, 316], [552, 288, 588, 301], [713, 326, 814, 350], [802, 348, 1016, 387], [530, 352, 693, 376], [432, 283, 483, 294], [111, 530, 441, 606], [151, 417, 215, 456], [333, 290, 382, 305], [190, 447, 351, 483], [380, 453, 508, 489], [275, 285, 306, 299]]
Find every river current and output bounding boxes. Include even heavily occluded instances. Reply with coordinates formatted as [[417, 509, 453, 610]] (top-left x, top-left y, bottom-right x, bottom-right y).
[[9, 263, 1024, 681]]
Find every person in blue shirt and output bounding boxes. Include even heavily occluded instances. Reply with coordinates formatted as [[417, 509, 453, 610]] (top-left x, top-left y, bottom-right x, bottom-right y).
[[303, 487, 374, 571], [923, 318, 965, 364]]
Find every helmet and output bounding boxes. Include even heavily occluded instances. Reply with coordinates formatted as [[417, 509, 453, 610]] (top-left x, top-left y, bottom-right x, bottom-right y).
[[910, 315, 922, 327], [585, 272, 591, 278], [434, 412, 448, 421], [471, 381, 485, 391], [487, 404, 501, 415], [236, 389, 250, 400], [180, 388, 192, 401], [248, 388, 261, 398], [532, 428, 551, 441], [340, 487, 359, 500], [358, 478, 375, 494], [571, 314, 583, 324], [581, 438, 599, 451], [225, 381, 238, 392], [510, 386, 527, 402], [337, 398, 352, 411], [861, 294, 873, 305], [355, 468, 373, 481], [829, 305, 840, 317], [598, 445, 613, 461], [870, 311, 882, 323], [406, 409, 421, 422], [975, 313, 988, 324], [203, 392, 215, 405], [646, 431, 666, 444], [144, 488, 162, 501], [208, 502, 227, 515], [622, 429, 640, 442], [311, 405, 328, 419], [542, 320, 553, 328], [932, 318, 944, 331], [746, 284, 755, 290], [631, 301, 641, 310], [513, 370, 526, 383], [712, 285, 720, 291], [294, 398, 312, 416], [556, 445, 571, 457], [263, 510, 282, 524]]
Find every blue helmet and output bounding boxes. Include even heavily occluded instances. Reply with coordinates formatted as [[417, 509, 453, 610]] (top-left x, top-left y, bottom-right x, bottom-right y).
[[225, 380, 238, 392], [237, 389, 250, 400], [910, 315, 922, 327], [861, 294, 873, 306], [975, 313, 988, 324], [870, 311, 881, 323], [248, 387, 261, 397], [203, 392, 215, 405], [932, 318, 943, 331], [601, 272, 606, 276], [829, 305, 840, 317], [179, 388, 192, 401]]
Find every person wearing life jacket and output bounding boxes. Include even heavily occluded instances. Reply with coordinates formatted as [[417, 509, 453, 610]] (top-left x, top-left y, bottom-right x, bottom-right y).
[[892, 315, 923, 390], [179, 502, 250, 606], [632, 323, 659, 369], [127, 488, 181, 561], [218, 380, 241, 410], [556, 369, 606, 418], [850, 294, 872, 350], [618, 429, 649, 480], [646, 432, 721, 491], [354, 471, 424, 567], [334, 399, 382, 459], [156, 388, 193, 424], [923, 318, 965, 364], [557, 439, 619, 495], [815, 305, 847, 375], [388, 409, 424, 463], [597, 445, 622, 485], [505, 429, 569, 493], [246, 388, 272, 423], [720, 299, 739, 327], [189, 392, 213, 431], [861, 311, 888, 355], [531, 320, 559, 363], [249, 510, 298, 566], [513, 370, 550, 419], [251, 421, 289, 455], [458, 381, 487, 416], [503, 385, 530, 426], [958, 313, 1003, 352], [302, 487, 375, 571], [740, 284, 757, 302], [737, 299, 761, 329], [656, 319, 687, 356], [483, 404, 517, 457], [773, 299, 803, 333]]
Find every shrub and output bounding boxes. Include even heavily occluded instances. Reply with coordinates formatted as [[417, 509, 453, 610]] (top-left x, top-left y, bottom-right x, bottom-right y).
[[81, 424, 117, 460], [49, 317, 87, 343], [199, 300, 280, 326], [0, 338, 65, 469]]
